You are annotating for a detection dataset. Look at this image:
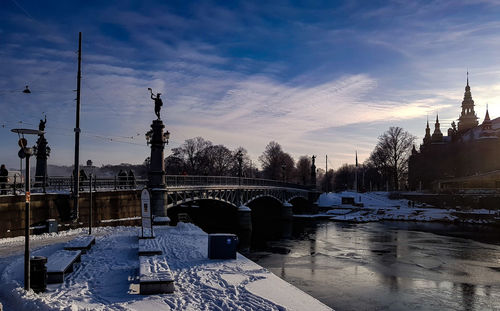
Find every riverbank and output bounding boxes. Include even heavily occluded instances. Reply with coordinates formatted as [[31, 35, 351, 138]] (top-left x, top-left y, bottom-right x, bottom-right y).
[[0, 224, 331, 310], [296, 191, 500, 225]]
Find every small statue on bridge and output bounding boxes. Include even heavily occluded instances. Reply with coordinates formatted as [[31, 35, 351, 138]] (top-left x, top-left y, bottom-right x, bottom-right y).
[[148, 88, 163, 119], [39, 115, 47, 132]]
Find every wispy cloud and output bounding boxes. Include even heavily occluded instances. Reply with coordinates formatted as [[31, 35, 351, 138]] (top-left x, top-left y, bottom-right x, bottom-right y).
[[2, 0, 500, 169]]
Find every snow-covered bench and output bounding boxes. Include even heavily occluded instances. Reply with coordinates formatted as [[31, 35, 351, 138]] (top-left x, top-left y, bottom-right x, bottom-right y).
[[139, 255, 175, 294], [64, 235, 95, 254], [138, 238, 162, 256], [47, 250, 82, 283]]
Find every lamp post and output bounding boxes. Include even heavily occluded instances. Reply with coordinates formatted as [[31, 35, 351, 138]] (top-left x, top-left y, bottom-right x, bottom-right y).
[[236, 150, 243, 187], [11, 128, 43, 291], [281, 164, 286, 183], [89, 173, 92, 235]]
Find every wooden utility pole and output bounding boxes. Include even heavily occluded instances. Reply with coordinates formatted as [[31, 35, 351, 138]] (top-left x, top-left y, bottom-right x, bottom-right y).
[[355, 151, 358, 193], [325, 155, 328, 192], [73, 32, 82, 220]]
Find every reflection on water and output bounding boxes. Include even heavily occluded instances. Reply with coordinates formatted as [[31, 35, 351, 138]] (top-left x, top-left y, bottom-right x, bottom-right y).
[[248, 220, 500, 311]]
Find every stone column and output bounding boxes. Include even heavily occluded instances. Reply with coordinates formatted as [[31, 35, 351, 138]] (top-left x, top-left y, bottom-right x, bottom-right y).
[[310, 155, 316, 189], [237, 205, 252, 252], [279, 202, 293, 238], [281, 201, 293, 220], [147, 119, 167, 218]]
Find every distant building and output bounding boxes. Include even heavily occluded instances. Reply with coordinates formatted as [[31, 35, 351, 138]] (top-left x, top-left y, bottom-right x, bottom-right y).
[[408, 75, 500, 191]]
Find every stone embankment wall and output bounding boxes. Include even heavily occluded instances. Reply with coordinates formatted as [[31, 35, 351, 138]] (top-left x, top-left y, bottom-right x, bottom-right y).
[[400, 193, 500, 210], [0, 191, 141, 238]]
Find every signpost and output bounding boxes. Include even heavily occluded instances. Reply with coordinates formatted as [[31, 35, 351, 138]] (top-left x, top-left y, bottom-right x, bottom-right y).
[[141, 188, 153, 238]]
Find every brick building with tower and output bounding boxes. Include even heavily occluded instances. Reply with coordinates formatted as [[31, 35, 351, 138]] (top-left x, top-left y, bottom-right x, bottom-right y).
[[408, 75, 500, 191]]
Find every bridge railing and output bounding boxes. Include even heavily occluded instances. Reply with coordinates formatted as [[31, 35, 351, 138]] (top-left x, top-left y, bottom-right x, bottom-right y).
[[0, 174, 311, 196], [164, 175, 311, 189]]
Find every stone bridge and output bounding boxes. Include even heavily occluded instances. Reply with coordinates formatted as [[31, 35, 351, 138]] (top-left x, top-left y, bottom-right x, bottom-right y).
[[0, 175, 319, 238], [158, 175, 315, 210]]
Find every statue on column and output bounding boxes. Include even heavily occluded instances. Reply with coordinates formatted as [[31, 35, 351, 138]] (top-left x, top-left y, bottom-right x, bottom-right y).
[[310, 155, 317, 189], [146, 88, 169, 219], [34, 115, 50, 188], [39, 115, 47, 132], [148, 88, 163, 119]]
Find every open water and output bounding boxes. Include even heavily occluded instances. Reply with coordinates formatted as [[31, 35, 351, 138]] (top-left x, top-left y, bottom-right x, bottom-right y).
[[248, 220, 500, 311]]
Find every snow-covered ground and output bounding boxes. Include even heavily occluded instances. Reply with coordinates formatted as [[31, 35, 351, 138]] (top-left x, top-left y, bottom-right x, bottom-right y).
[[0, 224, 332, 311], [310, 191, 499, 224]]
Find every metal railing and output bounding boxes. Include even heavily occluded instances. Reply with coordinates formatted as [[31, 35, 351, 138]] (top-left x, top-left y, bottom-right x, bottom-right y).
[[0, 175, 312, 196], [164, 175, 311, 190]]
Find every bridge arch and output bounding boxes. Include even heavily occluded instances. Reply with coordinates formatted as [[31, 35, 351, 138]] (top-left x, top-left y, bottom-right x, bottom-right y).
[[244, 194, 283, 207], [166, 196, 237, 209]]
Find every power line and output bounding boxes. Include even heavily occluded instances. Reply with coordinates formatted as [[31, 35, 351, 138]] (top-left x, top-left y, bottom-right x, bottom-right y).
[[9, 0, 34, 20]]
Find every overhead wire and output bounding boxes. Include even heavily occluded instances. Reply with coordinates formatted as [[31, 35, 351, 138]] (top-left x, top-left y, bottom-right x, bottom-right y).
[[0, 6, 171, 152]]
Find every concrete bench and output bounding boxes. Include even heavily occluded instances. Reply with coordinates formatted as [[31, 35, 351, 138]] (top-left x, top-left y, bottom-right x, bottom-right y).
[[64, 235, 95, 254], [138, 238, 162, 256], [47, 250, 82, 283], [139, 255, 175, 294]]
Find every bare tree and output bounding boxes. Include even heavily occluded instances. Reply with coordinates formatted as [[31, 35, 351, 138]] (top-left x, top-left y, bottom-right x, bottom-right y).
[[333, 164, 355, 191], [369, 127, 416, 191], [296, 156, 311, 185], [171, 137, 212, 174], [259, 141, 295, 181], [320, 169, 334, 192], [230, 147, 257, 177], [203, 145, 234, 175]]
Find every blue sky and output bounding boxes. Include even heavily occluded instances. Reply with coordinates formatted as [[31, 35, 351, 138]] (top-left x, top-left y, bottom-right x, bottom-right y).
[[1, 0, 500, 171]]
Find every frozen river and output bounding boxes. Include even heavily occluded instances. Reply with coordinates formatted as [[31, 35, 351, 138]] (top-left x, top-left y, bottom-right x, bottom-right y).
[[248, 220, 500, 311]]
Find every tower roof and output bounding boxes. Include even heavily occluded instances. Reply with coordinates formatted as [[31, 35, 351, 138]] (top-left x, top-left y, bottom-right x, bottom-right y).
[[484, 107, 491, 123], [458, 72, 478, 132], [432, 113, 443, 142]]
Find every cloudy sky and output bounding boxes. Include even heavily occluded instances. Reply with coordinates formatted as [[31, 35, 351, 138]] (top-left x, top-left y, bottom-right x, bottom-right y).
[[1, 0, 500, 171]]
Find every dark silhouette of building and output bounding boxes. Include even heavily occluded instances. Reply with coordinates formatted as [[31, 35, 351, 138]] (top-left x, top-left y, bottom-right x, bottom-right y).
[[409, 75, 500, 191]]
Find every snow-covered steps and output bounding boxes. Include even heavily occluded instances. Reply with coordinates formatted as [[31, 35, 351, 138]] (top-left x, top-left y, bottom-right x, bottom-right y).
[[138, 238, 162, 256], [139, 255, 175, 294], [46, 250, 82, 283], [64, 235, 95, 254]]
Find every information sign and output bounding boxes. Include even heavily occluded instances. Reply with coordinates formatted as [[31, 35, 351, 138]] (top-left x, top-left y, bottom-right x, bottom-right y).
[[141, 188, 153, 238]]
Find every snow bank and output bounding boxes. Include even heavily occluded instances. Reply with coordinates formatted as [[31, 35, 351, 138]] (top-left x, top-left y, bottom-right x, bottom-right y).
[[322, 191, 495, 224], [0, 223, 332, 311], [317, 193, 342, 207]]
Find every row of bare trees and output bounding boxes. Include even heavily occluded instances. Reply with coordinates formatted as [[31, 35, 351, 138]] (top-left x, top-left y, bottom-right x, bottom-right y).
[[159, 138, 315, 185], [144, 126, 415, 191], [321, 127, 416, 192]]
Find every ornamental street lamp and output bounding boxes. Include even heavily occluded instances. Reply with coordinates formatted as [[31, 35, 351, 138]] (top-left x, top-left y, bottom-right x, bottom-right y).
[[11, 128, 43, 291], [236, 150, 243, 186], [164, 130, 170, 145]]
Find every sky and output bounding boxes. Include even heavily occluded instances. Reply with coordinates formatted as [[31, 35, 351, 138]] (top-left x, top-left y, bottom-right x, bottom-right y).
[[1, 0, 500, 171]]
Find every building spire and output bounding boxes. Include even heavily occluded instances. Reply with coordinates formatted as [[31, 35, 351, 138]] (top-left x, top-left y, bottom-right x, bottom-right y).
[[424, 116, 431, 144], [484, 104, 491, 122], [431, 113, 443, 142], [458, 72, 478, 132], [480, 103, 495, 138]]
